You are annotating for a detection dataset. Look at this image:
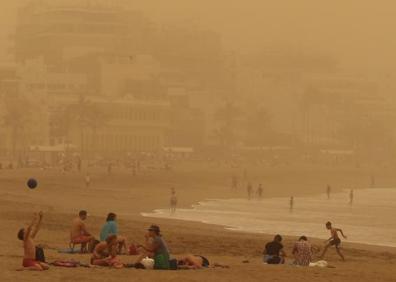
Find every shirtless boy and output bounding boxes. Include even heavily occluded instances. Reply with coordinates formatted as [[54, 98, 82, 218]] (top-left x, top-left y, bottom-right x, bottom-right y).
[[17, 211, 49, 271], [91, 235, 123, 269], [70, 210, 94, 253], [320, 221, 347, 261]]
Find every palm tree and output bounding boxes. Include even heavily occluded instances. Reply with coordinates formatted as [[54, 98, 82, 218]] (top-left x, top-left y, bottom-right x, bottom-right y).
[[245, 107, 271, 146], [66, 96, 107, 158], [2, 96, 32, 160], [214, 100, 241, 149]]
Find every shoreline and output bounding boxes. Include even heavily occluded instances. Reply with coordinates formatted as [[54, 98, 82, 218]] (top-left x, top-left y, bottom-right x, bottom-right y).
[[141, 188, 396, 249]]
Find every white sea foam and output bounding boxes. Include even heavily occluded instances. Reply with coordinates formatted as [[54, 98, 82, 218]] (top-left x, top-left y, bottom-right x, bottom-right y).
[[142, 188, 396, 247]]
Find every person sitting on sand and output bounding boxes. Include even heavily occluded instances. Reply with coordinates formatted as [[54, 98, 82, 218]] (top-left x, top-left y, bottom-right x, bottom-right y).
[[17, 211, 49, 271], [320, 221, 347, 261], [135, 225, 170, 269], [91, 235, 123, 269], [263, 234, 286, 264], [292, 236, 313, 266], [99, 212, 127, 254], [70, 210, 94, 253], [177, 254, 210, 269]]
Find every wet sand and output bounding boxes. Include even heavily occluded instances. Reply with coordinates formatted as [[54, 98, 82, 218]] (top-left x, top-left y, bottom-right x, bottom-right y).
[[0, 164, 396, 282]]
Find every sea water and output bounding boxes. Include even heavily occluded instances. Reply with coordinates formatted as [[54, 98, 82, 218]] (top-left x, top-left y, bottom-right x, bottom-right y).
[[142, 188, 396, 247]]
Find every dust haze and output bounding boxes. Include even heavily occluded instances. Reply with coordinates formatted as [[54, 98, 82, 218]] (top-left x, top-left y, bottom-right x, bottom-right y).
[[1, 1, 396, 280]]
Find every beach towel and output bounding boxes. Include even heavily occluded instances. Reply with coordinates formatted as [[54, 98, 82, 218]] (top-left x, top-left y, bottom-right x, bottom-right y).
[[57, 248, 82, 254], [51, 260, 79, 267], [309, 260, 328, 268]]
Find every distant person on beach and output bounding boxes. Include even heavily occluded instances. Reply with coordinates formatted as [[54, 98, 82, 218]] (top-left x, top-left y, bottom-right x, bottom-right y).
[[289, 196, 294, 212], [292, 236, 313, 266], [135, 225, 170, 269], [91, 234, 123, 268], [170, 188, 177, 214], [327, 185, 331, 199], [17, 211, 49, 271], [99, 213, 127, 254], [320, 221, 347, 261], [263, 234, 286, 264], [257, 184, 263, 198], [370, 175, 375, 188], [70, 210, 95, 253], [349, 189, 354, 205], [247, 182, 253, 200], [231, 175, 238, 190], [85, 173, 91, 188]]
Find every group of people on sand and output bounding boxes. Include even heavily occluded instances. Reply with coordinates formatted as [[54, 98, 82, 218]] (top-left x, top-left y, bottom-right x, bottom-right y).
[[263, 222, 347, 266], [18, 210, 212, 271]]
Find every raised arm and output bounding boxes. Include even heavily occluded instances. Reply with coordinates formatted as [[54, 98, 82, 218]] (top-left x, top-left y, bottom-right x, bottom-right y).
[[31, 211, 43, 239], [25, 213, 38, 241]]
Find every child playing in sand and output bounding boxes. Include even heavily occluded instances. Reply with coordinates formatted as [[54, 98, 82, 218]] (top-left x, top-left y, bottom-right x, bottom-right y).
[[17, 211, 49, 271], [320, 221, 347, 261], [91, 235, 123, 268]]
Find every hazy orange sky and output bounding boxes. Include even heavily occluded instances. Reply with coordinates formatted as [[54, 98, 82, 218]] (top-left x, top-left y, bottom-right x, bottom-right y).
[[1, 0, 396, 76]]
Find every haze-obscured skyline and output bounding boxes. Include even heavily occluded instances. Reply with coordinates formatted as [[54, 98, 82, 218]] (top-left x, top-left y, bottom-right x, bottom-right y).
[[1, 0, 396, 76]]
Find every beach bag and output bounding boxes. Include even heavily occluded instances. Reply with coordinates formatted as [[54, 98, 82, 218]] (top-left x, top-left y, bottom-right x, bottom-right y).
[[154, 253, 170, 270], [35, 246, 45, 262], [141, 257, 154, 269]]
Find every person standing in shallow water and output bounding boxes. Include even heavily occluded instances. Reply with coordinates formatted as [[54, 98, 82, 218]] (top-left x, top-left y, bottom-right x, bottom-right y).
[[349, 189, 354, 205], [247, 182, 253, 200], [170, 188, 177, 214], [257, 184, 263, 199], [289, 196, 294, 212], [327, 185, 331, 199]]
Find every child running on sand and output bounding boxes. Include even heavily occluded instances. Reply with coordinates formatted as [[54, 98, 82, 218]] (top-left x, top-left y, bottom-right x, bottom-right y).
[[320, 221, 347, 261], [17, 211, 49, 271]]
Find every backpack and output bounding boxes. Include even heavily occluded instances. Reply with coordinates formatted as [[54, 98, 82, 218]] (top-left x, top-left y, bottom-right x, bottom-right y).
[[35, 246, 46, 262]]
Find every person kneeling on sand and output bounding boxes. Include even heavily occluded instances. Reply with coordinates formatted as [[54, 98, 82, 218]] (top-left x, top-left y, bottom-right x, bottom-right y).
[[17, 211, 49, 271], [135, 225, 170, 269], [263, 234, 286, 264], [70, 210, 95, 253], [292, 236, 313, 266], [91, 235, 123, 269], [99, 213, 127, 254]]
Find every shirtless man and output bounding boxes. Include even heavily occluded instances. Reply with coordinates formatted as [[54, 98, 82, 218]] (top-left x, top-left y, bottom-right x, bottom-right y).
[[91, 234, 123, 268], [320, 221, 347, 261], [70, 210, 94, 253], [17, 211, 49, 271]]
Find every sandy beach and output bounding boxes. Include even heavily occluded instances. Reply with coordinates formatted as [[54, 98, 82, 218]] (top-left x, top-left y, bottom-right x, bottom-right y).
[[1, 164, 396, 282]]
